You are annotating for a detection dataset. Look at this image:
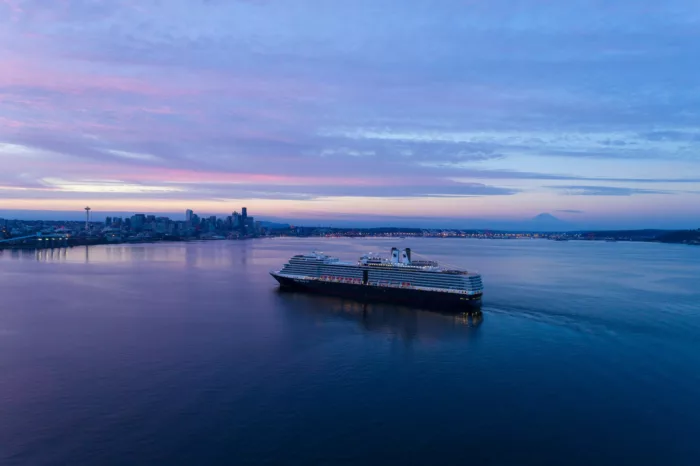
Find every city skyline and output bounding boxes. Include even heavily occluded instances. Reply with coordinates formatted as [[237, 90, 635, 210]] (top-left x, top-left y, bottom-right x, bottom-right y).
[[0, 207, 689, 231], [2, 1, 700, 229]]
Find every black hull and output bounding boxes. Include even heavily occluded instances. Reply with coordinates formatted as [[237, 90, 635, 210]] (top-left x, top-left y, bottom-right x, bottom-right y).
[[271, 273, 481, 312]]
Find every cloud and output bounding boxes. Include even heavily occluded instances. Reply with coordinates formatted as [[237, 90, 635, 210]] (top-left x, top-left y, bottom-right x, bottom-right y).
[[108, 150, 161, 161], [238, 182, 519, 199], [1, 176, 517, 201], [556, 209, 584, 214], [551, 186, 674, 196], [335, 128, 700, 161], [40, 178, 184, 194]]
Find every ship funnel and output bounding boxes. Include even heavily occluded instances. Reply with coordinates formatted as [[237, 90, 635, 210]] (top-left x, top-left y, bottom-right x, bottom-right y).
[[391, 247, 399, 263], [400, 248, 411, 265]]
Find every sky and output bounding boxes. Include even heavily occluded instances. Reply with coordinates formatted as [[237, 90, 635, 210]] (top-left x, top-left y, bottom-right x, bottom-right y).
[[1, 0, 700, 229]]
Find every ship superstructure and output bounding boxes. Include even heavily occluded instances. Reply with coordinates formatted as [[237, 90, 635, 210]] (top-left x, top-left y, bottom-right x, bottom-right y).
[[271, 248, 483, 310]]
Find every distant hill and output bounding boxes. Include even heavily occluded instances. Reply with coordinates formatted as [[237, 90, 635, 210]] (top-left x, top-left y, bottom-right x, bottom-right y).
[[287, 213, 578, 232], [655, 229, 700, 244], [580, 229, 668, 239], [532, 213, 559, 222], [260, 221, 291, 229], [528, 213, 571, 230]]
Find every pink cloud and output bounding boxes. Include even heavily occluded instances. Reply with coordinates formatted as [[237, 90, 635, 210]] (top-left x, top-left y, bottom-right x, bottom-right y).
[[104, 167, 397, 187], [0, 52, 322, 145], [3, 153, 453, 189], [0, 60, 186, 98], [0, 116, 31, 128], [0, 0, 22, 15]]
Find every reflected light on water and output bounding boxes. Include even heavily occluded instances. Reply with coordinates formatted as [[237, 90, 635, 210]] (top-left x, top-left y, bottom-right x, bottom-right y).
[[277, 288, 483, 344]]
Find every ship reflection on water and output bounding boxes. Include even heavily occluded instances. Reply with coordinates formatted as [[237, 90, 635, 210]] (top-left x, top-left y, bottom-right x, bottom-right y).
[[276, 289, 483, 343]]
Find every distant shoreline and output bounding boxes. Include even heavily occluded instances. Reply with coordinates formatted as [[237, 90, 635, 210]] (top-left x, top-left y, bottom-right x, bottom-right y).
[[2, 233, 698, 251]]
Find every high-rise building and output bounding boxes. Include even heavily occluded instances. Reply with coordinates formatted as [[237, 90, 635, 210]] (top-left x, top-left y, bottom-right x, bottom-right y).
[[245, 216, 255, 234], [155, 217, 171, 234], [105, 216, 112, 226], [130, 214, 146, 231], [241, 207, 248, 234], [185, 209, 194, 222], [232, 211, 240, 229]]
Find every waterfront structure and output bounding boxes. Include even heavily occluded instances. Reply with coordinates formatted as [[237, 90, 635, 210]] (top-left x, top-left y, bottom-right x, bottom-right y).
[[0, 233, 70, 249], [271, 248, 483, 311], [84, 206, 91, 231]]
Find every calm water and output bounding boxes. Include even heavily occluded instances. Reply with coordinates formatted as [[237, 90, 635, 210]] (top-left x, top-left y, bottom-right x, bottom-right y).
[[1, 238, 699, 465]]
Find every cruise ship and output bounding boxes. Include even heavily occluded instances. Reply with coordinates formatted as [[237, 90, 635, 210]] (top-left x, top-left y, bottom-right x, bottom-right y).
[[271, 248, 483, 311]]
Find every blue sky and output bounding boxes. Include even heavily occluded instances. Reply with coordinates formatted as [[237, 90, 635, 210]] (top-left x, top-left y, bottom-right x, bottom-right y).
[[1, 0, 699, 228]]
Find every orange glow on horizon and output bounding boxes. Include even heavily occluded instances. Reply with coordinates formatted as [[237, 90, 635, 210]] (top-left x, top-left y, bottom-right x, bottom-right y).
[[0, 192, 650, 220]]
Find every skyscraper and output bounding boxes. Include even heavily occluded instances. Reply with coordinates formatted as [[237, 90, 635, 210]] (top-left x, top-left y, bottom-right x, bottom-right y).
[[185, 209, 194, 222], [246, 216, 255, 233], [131, 214, 146, 231]]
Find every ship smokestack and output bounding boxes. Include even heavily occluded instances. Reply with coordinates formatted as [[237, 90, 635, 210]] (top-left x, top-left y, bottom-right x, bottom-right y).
[[400, 248, 411, 265], [391, 247, 399, 263], [405, 248, 411, 263]]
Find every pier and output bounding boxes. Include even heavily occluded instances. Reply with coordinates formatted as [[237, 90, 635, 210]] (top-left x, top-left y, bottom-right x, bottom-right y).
[[0, 233, 70, 250]]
